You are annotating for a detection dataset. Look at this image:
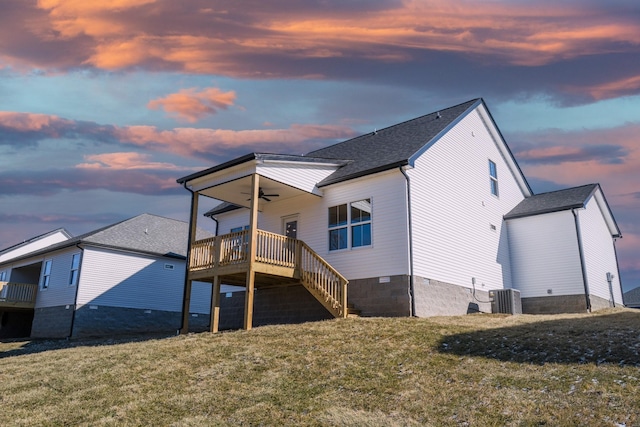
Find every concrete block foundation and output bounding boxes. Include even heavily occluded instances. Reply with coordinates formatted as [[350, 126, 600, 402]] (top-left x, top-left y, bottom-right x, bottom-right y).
[[31, 305, 75, 338]]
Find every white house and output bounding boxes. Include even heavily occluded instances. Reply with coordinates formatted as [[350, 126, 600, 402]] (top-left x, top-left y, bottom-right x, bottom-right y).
[[177, 98, 624, 332], [0, 214, 219, 339]]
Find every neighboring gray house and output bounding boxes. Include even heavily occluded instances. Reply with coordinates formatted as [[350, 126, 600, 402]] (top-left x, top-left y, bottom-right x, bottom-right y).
[[176, 98, 624, 332], [624, 287, 640, 309], [0, 214, 218, 339]]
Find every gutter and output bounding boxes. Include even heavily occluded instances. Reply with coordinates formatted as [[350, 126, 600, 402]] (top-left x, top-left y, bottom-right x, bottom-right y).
[[67, 243, 84, 339], [572, 209, 591, 311], [400, 166, 416, 317], [179, 183, 197, 334]]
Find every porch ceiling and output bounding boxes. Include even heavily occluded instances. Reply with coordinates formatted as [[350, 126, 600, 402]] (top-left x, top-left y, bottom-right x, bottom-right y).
[[198, 175, 315, 210]]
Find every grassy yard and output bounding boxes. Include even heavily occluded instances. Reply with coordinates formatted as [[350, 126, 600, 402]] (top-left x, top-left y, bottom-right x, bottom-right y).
[[1, 308, 639, 426]]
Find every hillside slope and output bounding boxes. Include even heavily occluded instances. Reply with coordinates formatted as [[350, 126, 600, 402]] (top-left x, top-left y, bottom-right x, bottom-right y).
[[2, 309, 639, 426]]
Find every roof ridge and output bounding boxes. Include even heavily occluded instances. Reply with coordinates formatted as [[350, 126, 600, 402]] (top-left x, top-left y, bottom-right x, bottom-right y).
[[533, 183, 598, 197], [306, 98, 480, 156]]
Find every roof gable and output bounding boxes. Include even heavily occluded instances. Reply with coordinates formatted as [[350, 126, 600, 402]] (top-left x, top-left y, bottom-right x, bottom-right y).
[[505, 184, 599, 220], [0, 214, 212, 265], [505, 184, 621, 237]]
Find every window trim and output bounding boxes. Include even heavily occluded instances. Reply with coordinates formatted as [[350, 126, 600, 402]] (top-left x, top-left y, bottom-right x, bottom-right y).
[[489, 159, 499, 197], [328, 198, 372, 251], [69, 253, 81, 286], [41, 259, 52, 290]]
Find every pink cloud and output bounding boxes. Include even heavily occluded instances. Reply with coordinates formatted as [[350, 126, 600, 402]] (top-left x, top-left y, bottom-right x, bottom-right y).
[[147, 87, 236, 123], [0, 111, 72, 132], [76, 152, 191, 170], [0, 110, 356, 157], [1, 1, 631, 73], [569, 75, 640, 101], [514, 124, 640, 206], [113, 123, 356, 157]]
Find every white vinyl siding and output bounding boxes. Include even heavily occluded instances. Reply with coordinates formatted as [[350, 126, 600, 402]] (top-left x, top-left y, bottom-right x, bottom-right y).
[[76, 247, 186, 312], [579, 195, 624, 305], [407, 107, 526, 291], [507, 211, 585, 298]]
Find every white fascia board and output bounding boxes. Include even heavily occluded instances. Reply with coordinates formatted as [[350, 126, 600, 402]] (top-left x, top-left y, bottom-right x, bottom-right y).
[[188, 161, 257, 193], [591, 187, 622, 238]]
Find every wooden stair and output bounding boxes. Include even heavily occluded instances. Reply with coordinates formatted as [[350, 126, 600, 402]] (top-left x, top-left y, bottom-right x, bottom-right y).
[[346, 303, 361, 317], [298, 241, 349, 318]]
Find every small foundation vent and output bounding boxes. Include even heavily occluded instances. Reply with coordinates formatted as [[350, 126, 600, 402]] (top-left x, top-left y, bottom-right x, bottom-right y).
[[489, 289, 522, 315]]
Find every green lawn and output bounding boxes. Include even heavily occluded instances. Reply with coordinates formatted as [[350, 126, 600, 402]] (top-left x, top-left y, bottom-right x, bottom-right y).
[[1, 308, 639, 426]]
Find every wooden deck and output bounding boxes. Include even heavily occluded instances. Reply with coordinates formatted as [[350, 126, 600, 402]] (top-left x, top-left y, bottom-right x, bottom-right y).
[[188, 229, 349, 318], [0, 281, 38, 309]]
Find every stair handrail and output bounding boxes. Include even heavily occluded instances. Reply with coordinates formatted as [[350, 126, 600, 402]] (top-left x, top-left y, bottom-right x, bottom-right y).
[[298, 241, 348, 318]]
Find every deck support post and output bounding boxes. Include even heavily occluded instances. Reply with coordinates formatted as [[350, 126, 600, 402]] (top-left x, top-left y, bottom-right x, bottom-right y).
[[342, 280, 348, 318], [210, 275, 221, 333], [244, 173, 260, 330], [180, 191, 199, 334]]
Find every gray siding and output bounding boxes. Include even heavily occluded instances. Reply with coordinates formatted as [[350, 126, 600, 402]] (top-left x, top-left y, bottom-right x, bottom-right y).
[[76, 247, 185, 312], [34, 247, 81, 308]]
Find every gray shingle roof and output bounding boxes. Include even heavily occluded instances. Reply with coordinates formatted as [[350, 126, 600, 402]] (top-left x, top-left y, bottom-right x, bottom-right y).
[[204, 202, 242, 217], [624, 287, 640, 307], [305, 98, 481, 186], [0, 214, 212, 265], [81, 213, 211, 257], [504, 184, 599, 220]]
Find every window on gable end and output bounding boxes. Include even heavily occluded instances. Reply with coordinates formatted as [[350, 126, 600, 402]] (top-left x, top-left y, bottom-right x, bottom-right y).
[[489, 160, 499, 197], [69, 253, 81, 286], [41, 259, 52, 289]]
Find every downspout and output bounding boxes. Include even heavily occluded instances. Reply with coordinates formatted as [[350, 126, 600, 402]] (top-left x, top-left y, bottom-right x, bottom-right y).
[[612, 237, 624, 307], [67, 243, 84, 339], [400, 166, 416, 317], [572, 209, 591, 312], [179, 183, 196, 334], [210, 216, 219, 236]]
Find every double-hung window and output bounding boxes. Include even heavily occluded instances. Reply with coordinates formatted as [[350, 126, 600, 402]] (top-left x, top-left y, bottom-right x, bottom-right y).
[[489, 160, 499, 197], [0, 270, 6, 281], [329, 199, 372, 251], [69, 253, 80, 286], [41, 260, 52, 289]]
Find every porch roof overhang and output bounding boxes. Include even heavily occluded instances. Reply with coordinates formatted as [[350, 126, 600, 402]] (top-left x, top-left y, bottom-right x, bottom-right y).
[[177, 153, 350, 209]]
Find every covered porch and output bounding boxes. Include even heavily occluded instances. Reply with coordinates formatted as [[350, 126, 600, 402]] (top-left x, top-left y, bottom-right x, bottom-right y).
[[177, 154, 351, 333]]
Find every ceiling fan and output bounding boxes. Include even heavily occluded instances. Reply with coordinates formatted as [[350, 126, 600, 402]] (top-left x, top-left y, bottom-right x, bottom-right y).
[[244, 187, 280, 202]]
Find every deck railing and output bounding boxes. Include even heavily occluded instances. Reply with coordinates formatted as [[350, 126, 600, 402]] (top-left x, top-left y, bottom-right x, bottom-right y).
[[188, 229, 348, 318], [299, 242, 348, 318], [0, 281, 38, 307]]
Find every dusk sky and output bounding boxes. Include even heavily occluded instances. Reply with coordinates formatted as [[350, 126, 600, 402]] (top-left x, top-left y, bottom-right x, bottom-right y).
[[1, 0, 639, 291]]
